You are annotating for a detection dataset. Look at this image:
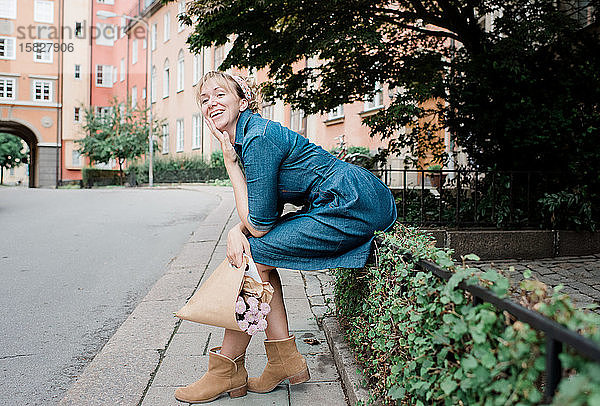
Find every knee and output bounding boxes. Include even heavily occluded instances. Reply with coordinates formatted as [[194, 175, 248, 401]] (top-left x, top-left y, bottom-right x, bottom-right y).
[[255, 262, 275, 282]]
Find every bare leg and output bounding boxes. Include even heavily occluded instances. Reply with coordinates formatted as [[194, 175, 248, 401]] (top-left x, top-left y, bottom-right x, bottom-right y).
[[220, 263, 289, 358]]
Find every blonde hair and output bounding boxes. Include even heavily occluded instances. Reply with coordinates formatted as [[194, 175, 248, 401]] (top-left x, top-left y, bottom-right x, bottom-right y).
[[196, 71, 259, 113]]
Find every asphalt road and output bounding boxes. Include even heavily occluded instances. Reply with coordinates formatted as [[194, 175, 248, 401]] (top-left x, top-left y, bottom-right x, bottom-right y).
[[0, 186, 221, 405]]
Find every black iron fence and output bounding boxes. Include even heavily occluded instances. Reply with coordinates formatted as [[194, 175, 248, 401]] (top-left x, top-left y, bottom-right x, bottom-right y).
[[372, 168, 561, 228], [417, 258, 600, 402]]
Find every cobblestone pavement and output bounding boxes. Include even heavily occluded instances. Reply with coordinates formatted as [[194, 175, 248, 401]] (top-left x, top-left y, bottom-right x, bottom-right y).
[[472, 254, 600, 310]]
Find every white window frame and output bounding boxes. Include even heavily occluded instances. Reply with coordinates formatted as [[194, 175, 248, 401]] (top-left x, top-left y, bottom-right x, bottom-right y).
[[112, 65, 118, 85], [132, 39, 138, 65], [290, 109, 305, 135], [0, 0, 17, 19], [328, 105, 344, 120], [120, 58, 125, 82], [74, 107, 81, 122], [32, 80, 52, 102], [34, 0, 54, 23], [0, 77, 16, 100], [213, 45, 224, 69], [151, 23, 157, 51], [151, 66, 157, 103], [97, 0, 114, 4], [74, 64, 81, 79], [176, 119, 184, 152], [131, 85, 137, 107], [163, 12, 170, 42], [142, 87, 146, 100], [193, 53, 201, 84], [71, 149, 82, 167], [95, 64, 113, 88], [0, 37, 16, 60], [162, 123, 169, 153], [177, 50, 184, 92], [364, 82, 384, 111], [177, 1, 185, 32], [192, 114, 202, 149], [163, 59, 170, 98], [33, 40, 53, 63], [261, 103, 274, 120], [75, 22, 84, 38], [96, 23, 116, 47]]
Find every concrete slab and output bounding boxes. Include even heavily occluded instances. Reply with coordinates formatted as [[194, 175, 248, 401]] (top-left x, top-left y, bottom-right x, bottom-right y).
[[289, 381, 346, 406], [142, 386, 188, 406]]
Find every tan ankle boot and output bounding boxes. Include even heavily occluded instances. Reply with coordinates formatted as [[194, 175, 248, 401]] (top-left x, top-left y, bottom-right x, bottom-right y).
[[247, 335, 310, 393], [174, 347, 247, 403]]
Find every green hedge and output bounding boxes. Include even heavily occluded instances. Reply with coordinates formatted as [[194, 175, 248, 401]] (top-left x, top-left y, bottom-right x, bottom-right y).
[[81, 168, 123, 188], [126, 152, 228, 184], [334, 224, 600, 405]]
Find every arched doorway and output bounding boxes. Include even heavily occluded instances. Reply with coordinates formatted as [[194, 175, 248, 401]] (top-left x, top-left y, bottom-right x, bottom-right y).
[[0, 120, 42, 188]]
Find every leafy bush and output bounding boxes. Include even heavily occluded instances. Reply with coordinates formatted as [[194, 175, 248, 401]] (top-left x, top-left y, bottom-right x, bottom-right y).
[[81, 168, 122, 188], [334, 224, 600, 405], [538, 188, 596, 232], [126, 154, 227, 184]]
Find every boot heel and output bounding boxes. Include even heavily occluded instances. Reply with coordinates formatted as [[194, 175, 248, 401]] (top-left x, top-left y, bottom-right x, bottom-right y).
[[228, 385, 247, 398], [289, 368, 310, 385]]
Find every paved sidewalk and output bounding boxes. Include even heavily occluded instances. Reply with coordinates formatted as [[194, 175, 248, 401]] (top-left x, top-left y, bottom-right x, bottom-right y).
[[60, 187, 347, 406], [472, 255, 600, 309]]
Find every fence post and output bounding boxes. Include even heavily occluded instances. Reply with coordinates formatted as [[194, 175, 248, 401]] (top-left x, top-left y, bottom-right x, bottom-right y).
[[544, 337, 562, 402]]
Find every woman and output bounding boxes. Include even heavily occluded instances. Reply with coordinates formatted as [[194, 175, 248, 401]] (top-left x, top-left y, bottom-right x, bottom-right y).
[[174, 71, 397, 403]]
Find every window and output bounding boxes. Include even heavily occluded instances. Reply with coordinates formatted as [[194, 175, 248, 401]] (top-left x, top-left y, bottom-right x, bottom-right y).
[[162, 124, 169, 153], [163, 12, 170, 42], [75, 22, 83, 38], [0, 37, 16, 60], [74, 64, 81, 79], [97, 0, 114, 4], [290, 109, 306, 136], [131, 86, 137, 107], [32, 80, 52, 101], [142, 87, 146, 99], [71, 149, 82, 167], [151, 66, 157, 103], [33, 40, 53, 63], [176, 119, 184, 152], [177, 50, 184, 92], [0, 0, 17, 19], [96, 65, 113, 87], [213, 45, 225, 69], [143, 38, 147, 50], [151, 23, 157, 51], [0, 77, 16, 99], [112, 65, 118, 85], [178, 1, 186, 32], [328, 105, 344, 120], [132, 39, 138, 64], [120, 58, 125, 81], [163, 59, 170, 98], [193, 53, 201, 84], [192, 114, 202, 149], [96, 23, 116, 46], [261, 103, 274, 120], [74, 107, 81, 122], [364, 82, 383, 111], [34, 0, 53, 23]]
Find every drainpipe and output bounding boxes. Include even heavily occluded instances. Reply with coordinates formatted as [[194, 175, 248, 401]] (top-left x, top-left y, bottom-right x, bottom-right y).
[[56, 0, 64, 187]]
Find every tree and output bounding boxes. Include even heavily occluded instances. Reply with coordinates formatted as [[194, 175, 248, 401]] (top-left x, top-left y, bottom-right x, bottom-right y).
[[181, 0, 600, 223], [76, 98, 164, 183], [0, 133, 27, 185]]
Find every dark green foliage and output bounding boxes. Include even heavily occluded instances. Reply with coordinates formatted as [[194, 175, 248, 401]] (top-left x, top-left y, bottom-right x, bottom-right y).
[[334, 224, 600, 404], [126, 154, 227, 184], [81, 168, 122, 188], [0, 133, 27, 184], [179, 0, 600, 226]]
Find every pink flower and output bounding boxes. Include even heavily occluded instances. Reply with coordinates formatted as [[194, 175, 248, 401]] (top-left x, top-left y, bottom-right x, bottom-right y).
[[235, 299, 247, 314], [259, 302, 271, 315], [246, 324, 258, 335], [244, 312, 256, 323], [256, 318, 268, 331], [247, 297, 259, 308], [237, 320, 249, 331]]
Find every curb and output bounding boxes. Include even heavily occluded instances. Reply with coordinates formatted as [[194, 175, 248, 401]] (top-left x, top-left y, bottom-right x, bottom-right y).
[[59, 187, 235, 406], [322, 317, 373, 406]]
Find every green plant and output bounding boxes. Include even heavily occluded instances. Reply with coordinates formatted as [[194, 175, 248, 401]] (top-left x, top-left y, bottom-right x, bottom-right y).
[[126, 155, 228, 184], [538, 188, 596, 231], [427, 164, 442, 171], [333, 224, 600, 405]]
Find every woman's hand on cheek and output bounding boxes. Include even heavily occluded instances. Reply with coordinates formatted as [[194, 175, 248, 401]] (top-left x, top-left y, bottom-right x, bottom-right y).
[[227, 225, 251, 268], [205, 118, 238, 164]]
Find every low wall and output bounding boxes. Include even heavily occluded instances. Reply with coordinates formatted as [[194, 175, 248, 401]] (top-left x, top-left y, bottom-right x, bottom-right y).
[[424, 229, 600, 260]]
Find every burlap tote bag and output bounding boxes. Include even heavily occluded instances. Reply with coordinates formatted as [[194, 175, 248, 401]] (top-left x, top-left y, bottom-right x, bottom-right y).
[[175, 256, 248, 332]]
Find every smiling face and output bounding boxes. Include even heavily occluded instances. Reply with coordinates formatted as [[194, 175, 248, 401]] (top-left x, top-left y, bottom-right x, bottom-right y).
[[198, 77, 248, 136]]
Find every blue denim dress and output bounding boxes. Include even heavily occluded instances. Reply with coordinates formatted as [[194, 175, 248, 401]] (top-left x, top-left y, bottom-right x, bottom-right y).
[[233, 109, 397, 271]]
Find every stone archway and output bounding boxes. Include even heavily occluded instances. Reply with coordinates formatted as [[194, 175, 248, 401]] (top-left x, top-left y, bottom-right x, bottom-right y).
[[0, 120, 42, 188]]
